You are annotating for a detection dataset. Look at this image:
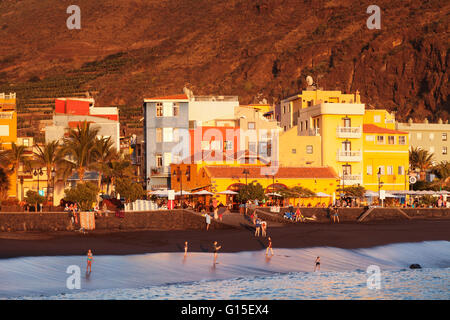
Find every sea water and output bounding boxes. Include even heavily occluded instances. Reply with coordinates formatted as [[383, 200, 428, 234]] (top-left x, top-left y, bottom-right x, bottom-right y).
[[0, 241, 448, 300]]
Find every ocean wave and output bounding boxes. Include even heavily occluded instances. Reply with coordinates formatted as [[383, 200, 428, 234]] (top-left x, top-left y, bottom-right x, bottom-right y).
[[1, 241, 449, 299]]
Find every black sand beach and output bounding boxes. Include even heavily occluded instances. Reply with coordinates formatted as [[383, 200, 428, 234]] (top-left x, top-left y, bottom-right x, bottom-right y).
[[0, 219, 449, 259]]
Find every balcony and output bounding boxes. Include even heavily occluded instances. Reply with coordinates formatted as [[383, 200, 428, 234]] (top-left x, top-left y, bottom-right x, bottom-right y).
[[336, 126, 361, 138], [340, 174, 362, 186], [151, 166, 169, 177], [336, 150, 362, 162]]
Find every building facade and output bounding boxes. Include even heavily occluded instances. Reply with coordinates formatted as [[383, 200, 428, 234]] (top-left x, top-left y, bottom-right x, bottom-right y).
[[396, 119, 450, 164]]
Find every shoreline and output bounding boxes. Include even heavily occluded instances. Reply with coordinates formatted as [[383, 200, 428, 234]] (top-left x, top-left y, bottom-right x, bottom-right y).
[[1, 219, 450, 259]]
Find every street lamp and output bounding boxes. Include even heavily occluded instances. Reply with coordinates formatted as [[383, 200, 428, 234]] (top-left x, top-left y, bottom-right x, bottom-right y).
[[242, 169, 250, 186], [51, 168, 56, 205], [173, 168, 189, 203], [33, 168, 44, 194], [377, 168, 384, 207]]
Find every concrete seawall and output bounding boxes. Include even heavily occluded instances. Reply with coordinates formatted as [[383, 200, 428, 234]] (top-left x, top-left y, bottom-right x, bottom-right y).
[[0, 210, 234, 232], [1, 208, 449, 232]]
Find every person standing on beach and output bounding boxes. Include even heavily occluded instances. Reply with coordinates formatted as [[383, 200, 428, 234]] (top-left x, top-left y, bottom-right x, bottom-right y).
[[266, 237, 273, 256], [314, 256, 320, 272], [261, 220, 267, 237], [213, 241, 221, 264], [86, 249, 94, 273], [254, 218, 261, 236], [332, 206, 340, 223], [205, 212, 211, 231], [184, 241, 188, 256]]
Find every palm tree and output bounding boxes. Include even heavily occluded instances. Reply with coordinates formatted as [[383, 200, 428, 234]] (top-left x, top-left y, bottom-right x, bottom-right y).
[[0, 167, 9, 203], [91, 136, 117, 192], [432, 161, 450, 188], [8, 142, 26, 198], [409, 147, 434, 180], [104, 157, 134, 195], [62, 121, 100, 182], [34, 141, 63, 200]]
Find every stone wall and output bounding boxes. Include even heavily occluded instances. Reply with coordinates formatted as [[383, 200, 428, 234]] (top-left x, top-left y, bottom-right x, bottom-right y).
[[0, 210, 234, 232]]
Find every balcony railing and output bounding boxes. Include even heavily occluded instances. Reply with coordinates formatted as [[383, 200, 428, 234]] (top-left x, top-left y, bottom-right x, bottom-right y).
[[340, 174, 362, 185], [336, 150, 362, 162], [307, 127, 320, 136], [151, 166, 169, 176], [336, 126, 361, 138]]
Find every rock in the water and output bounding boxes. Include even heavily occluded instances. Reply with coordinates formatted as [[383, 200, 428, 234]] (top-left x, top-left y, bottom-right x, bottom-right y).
[[409, 264, 422, 269]]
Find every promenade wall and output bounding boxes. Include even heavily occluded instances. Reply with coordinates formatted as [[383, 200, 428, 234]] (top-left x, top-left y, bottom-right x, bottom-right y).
[[0, 210, 233, 232]]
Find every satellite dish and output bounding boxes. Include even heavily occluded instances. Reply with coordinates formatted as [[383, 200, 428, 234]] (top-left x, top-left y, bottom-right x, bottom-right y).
[[306, 76, 314, 86]]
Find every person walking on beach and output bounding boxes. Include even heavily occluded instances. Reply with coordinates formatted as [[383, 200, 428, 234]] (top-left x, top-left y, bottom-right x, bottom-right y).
[[213, 241, 221, 264], [266, 237, 273, 256], [314, 256, 320, 272], [261, 220, 267, 237], [86, 249, 94, 273], [205, 212, 211, 231], [332, 206, 340, 223], [254, 218, 261, 236], [184, 241, 188, 256]]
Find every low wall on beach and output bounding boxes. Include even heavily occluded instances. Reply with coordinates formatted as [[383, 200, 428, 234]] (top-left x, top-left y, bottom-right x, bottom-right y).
[[256, 207, 450, 222], [0, 210, 234, 232]]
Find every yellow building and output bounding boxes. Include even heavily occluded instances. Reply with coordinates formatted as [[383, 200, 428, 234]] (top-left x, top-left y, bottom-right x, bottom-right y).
[[278, 126, 321, 167], [0, 92, 18, 198], [362, 111, 409, 192], [283, 88, 409, 194]]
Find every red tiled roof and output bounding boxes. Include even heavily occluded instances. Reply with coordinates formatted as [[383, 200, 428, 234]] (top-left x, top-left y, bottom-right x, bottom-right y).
[[146, 94, 189, 101], [204, 166, 338, 179], [363, 124, 407, 134]]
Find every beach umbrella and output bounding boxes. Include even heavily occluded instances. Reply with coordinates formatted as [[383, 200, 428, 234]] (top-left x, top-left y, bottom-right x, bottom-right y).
[[174, 190, 192, 196], [149, 189, 169, 197], [265, 192, 282, 197], [217, 190, 238, 195], [364, 190, 378, 197], [315, 192, 331, 197], [192, 190, 214, 196]]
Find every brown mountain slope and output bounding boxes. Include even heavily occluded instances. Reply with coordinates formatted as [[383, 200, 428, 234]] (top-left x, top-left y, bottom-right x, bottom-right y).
[[0, 0, 448, 122]]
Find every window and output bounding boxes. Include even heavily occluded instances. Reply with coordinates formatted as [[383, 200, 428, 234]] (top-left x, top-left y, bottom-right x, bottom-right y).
[[305, 120, 308, 130], [156, 128, 162, 142], [429, 133, 434, 140], [417, 132, 422, 140], [259, 142, 268, 155], [173, 128, 179, 142], [283, 106, 286, 113], [186, 166, 191, 181], [248, 122, 256, 130], [366, 135, 374, 141], [378, 166, 385, 175], [225, 140, 233, 151], [201, 141, 210, 150], [306, 145, 313, 154], [443, 133, 447, 141], [342, 165, 351, 176], [300, 122, 303, 131], [163, 128, 173, 142], [163, 153, 172, 167], [173, 103, 179, 117], [377, 135, 385, 144], [398, 136, 406, 145], [443, 146, 448, 155], [374, 115, 381, 123], [210, 140, 221, 150], [343, 117, 351, 127], [163, 102, 173, 117], [23, 139, 29, 147], [387, 166, 393, 175], [155, 154, 163, 167], [367, 165, 372, 175], [248, 142, 256, 153], [292, 148, 296, 154], [398, 166, 405, 175], [156, 103, 163, 117], [388, 136, 395, 145]]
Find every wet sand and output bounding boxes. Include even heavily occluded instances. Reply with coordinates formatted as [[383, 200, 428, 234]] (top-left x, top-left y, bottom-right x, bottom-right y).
[[0, 219, 449, 259]]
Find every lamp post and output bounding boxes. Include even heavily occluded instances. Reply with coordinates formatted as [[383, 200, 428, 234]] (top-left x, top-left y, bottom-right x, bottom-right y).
[[51, 168, 56, 205], [173, 168, 188, 203], [33, 168, 43, 194], [377, 168, 384, 207], [243, 169, 250, 186]]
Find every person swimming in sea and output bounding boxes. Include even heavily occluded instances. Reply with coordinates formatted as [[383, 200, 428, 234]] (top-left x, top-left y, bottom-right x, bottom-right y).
[[86, 249, 94, 273], [314, 256, 320, 272], [213, 241, 222, 264]]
